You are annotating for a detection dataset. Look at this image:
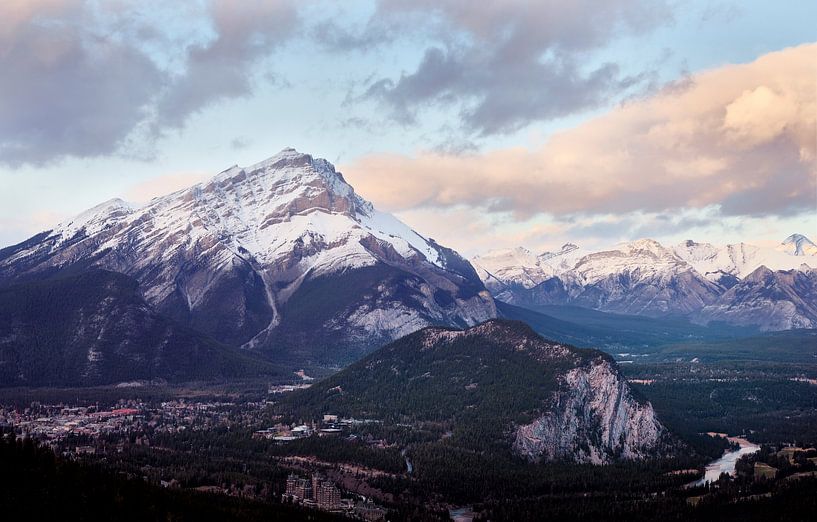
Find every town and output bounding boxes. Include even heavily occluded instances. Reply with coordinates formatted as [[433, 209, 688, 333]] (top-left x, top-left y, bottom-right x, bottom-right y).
[[0, 398, 266, 453], [0, 392, 391, 521]]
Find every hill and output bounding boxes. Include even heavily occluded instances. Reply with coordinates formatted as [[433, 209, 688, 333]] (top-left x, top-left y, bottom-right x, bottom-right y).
[[277, 319, 670, 464]]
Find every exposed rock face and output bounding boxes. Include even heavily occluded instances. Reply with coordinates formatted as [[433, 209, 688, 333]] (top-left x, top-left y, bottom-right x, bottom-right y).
[[698, 266, 817, 330], [514, 358, 663, 464], [0, 149, 495, 366]]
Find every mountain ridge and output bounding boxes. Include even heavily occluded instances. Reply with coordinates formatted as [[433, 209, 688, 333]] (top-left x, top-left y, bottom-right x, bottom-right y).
[[472, 235, 817, 330]]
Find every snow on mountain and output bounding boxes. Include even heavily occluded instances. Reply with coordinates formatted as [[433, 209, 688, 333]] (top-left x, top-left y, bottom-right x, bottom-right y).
[[778, 233, 817, 256], [472, 247, 555, 290], [570, 239, 687, 286], [673, 239, 817, 283], [471, 243, 581, 292], [473, 235, 816, 328], [52, 198, 134, 243], [554, 239, 722, 316], [0, 148, 495, 364]]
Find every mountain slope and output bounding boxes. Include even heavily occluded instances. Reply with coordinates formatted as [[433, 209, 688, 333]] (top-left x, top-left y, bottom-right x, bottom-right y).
[[0, 270, 275, 386], [698, 266, 817, 330], [496, 301, 751, 351], [0, 149, 495, 367], [471, 244, 581, 301], [474, 236, 816, 330], [779, 233, 817, 256], [489, 240, 722, 316], [278, 319, 669, 464], [673, 238, 817, 285]]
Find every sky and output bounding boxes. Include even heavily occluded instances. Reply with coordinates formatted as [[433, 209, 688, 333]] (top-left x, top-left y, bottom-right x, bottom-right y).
[[0, 0, 815, 256]]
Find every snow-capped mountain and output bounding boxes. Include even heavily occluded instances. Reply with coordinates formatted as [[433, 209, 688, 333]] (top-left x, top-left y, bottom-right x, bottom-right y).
[[673, 238, 817, 286], [471, 243, 581, 300], [0, 149, 495, 366], [550, 239, 723, 316], [474, 239, 721, 316], [778, 233, 817, 256], [472, 235, 817, 330], [472, 247, 552, 291]]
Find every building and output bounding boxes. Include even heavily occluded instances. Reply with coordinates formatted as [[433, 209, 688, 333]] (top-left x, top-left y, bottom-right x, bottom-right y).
[[315, 480, 341, 511], [285, 473, 313, 501], [285, 472, 342, 511], [285, 473, 298, 496], [355, 502, 387, 521], [295, 478, 313, 500], [311, 472, 325, 496]]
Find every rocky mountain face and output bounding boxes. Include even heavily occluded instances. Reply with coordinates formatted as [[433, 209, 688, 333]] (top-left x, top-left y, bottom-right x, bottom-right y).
[[0, 270, 274, 386], [513, 357, 663, 463], [473, 236, 817, 331], [698, 266, 817, 330], [0, 149, 495, 369], [277, 320, 669, 464]]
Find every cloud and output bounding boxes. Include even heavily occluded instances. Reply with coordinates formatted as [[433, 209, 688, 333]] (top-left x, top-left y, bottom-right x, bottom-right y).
[[0, 0, 299, 166], [343, 43, 817, 222], [351, 0, 673, 135], [124, 171, 210, 204], [0, 0, 165, 165], [156, 0, 298, 128]]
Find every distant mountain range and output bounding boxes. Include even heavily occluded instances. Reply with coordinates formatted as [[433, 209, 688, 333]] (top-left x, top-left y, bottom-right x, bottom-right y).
[[0, 149, 495, 384], [472, 235, 817, 330]]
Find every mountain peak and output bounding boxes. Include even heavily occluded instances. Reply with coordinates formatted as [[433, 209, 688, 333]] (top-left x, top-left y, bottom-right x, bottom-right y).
[[0, 148, 495, 366], [54, 198, 134, 240], [203, 149, 370, 223], [246, 147, 314, 171], [781, 233, 817, 256], [624, 238, 666, 251]]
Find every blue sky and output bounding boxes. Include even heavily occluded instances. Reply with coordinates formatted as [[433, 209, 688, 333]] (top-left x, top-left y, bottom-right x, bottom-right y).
[[1, 0, 815, 255]]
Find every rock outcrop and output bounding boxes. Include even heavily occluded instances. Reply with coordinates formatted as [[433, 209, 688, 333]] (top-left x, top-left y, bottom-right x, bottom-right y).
[[514, 358, 663, 463]]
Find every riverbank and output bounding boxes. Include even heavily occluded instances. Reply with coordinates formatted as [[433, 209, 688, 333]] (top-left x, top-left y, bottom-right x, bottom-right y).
[[692, 435, 759, 486]]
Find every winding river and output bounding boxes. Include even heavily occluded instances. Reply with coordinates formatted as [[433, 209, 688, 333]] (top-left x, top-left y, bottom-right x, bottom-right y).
[[692, 435, 759, 486]]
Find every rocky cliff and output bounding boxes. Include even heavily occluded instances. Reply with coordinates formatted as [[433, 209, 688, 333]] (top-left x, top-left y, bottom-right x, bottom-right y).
[[514, 358, 663, 463]]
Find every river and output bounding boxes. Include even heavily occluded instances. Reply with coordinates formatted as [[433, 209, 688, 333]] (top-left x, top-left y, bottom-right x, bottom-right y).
[[400, 448, 413, 474], [692, 435, 759, 486]]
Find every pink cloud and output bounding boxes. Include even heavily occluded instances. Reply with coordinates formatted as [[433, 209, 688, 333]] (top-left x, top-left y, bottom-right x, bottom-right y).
[[125, 172, 209, 203], [342, 43, 817, 220]]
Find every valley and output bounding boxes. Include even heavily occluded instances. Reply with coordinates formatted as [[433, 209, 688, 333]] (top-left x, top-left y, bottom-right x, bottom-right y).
[[3, 352, 815, 521]]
